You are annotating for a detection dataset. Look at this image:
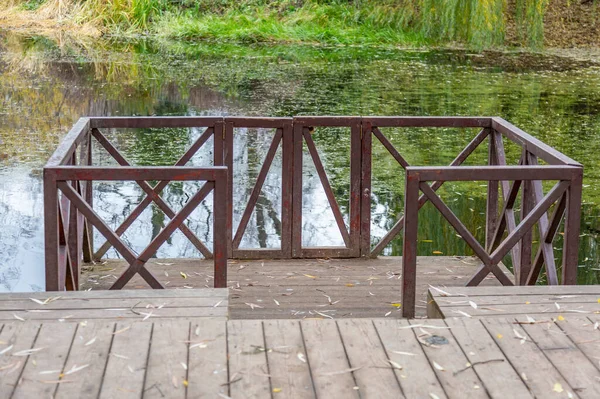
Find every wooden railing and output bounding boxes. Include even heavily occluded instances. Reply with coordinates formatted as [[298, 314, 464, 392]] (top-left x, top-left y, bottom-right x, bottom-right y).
[[44, 116, 583, 311]]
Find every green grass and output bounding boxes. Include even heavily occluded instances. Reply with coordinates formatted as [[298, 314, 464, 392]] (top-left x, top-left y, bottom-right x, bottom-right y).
[[5, 0, 549, 49]]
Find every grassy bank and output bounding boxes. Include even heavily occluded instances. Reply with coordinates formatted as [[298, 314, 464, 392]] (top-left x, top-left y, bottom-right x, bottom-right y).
[[0, 0, 573, 49]]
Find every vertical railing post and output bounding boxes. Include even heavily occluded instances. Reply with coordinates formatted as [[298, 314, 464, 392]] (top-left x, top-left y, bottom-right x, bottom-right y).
[[291, 122, 304, 258], [519, 151, 534, 285], [67, 154, 79, 290], [485, 129, 498, 252], [360, 121, 372, 257], [82, 130, 94, 263], [402, 169, 420, 318], [44, 168, 60, 291], [562, 168, 583, 284], [213, 170, 229, 288], [281, 120, 294, 257]]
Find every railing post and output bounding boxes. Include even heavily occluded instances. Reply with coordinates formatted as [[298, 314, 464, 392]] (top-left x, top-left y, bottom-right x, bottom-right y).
[[360, 121, 372, 257], [44, 168, 60, 291], [485, 129, 498, 252], [82, 130, 94, 263], [562, 168, 583, 284], [213, 170, 229, 288], [402, 169, 420, 318], [281, 120, 294, 258], [518, 151, 534, 285]]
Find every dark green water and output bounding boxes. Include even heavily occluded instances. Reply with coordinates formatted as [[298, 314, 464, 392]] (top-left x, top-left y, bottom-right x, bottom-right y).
[[1, 32, 600, 291]]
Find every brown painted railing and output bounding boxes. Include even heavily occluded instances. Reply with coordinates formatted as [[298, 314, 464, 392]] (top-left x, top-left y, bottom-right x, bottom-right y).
[[44, 116, 583, 318]]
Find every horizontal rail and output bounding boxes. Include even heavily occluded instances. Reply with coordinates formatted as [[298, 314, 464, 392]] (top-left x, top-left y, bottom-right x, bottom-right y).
[[407, 165, 580, 181], [46, 118, 90, 167], [46, 166, 228, 181], [363, 116, 492, 128], [90, 116, 223, 129]]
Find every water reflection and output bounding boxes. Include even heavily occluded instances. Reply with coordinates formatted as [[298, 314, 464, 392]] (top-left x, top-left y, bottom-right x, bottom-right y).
[[1, 31, 600, 291]]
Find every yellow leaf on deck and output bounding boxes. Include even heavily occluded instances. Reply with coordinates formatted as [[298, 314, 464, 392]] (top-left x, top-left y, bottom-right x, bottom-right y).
[[183, 380, 189, 387], [553, 382, 564, 393], [496, 334, 503, 339], [346, 283, 355, 287], [273, 388, 282, 393], [432, 251, 443, 255], [557, 315, 565, 321], [180, 272, 188, 279], [597, 298, 600, 303], [390, 303, 402, 308], [303, 274, 317, 279], [525, 301, 530, 305]]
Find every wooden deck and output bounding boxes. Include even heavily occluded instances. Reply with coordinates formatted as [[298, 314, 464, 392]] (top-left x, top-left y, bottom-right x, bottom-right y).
[[81, 256, 510, 319], [2, 315, 600, 398], [0, 289, 228, 323], [428, 285, 600, 319]]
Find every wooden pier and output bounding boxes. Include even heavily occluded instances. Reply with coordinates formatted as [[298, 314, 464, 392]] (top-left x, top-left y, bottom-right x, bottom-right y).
[[80, 256, 510, 319]]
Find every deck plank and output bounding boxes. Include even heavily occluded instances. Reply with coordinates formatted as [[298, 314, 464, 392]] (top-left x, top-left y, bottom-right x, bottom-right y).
[[336, 318, 404, 398], [444, 318, 533, 399], [554, 316, 600, 373], [373, 319, 448, 399], [299, 319, 359, 399], [517, 315, 600, 398], [0, 322, 40, 398], [143, 320, 190, 399], [227, 320, 271, 399], [54, 321, 115, 398], [12, 322, 78, 399], [480, 318, 576, 398], [187, 319, 229, 398], [408, 319, 487, 398], [262, 320, 314, 398], [98, 322, 153, 399]]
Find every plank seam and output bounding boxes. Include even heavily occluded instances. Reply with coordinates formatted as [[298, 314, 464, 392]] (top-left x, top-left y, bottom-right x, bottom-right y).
[[140, 322, 155, 399], [260, 321, 275, 399], [185, 321, 191, 399], [53, 323, 80, 398], [96, 322, 117, 399], [9, 323, 42, 399], [370, 319, 406, 398], [334, 321, 361, 393], [477, 319, 535, 397], [406, 320, 450, 399], [225, 321, 231, 398], [298, 321, 319, 399], [554, 317, 600, 375]]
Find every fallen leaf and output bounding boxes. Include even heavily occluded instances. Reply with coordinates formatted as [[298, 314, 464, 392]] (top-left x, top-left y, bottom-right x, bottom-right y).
[[13, 314, 25, 322], [319, 366, 362, 376], [85, 337, 96, 346], [273, 299, 280, 306], [13, 347, 45, 356], [388, 359, 403, 370], [391, 351, 416, 356], [297, 353, 306, 363], [183, 380, 189, 387], [557, 315, 565, 321], [273, 388, 282, 393], [469, 301, 478, 309], [430, 394, 441, 399], [245, 303, 263, 310], [303, 274, 317, 279], [390, 303, 402, 308], [346, 283, 355, 287], [496, 334, 503, 339], [452, 310, 472, 318], [180, 272, 188, 279], [553, 382, 564, 393], [513, 328, 527, 344], [64, 364, 89, 375], [433, 361, 445, 371], [0, 345, 14, 355]]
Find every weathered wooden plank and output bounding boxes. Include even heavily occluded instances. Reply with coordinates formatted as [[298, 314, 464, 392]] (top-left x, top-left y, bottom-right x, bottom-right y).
[[144, 320, 190, 399], [337, 319, 404, 398], [408, 319, 487, 398], [0, 297, 228, 311], [517, 316, 600, 398], [444, 318, 532, 398], [262, 320, 314, 398], [481, 318, 576, 398], [187, 319, 229, 398], [12, 322, 78, 399], [54, 321, 114, 398], [0, 322, 40, 398], [300, 319, 359, 398], [555, 317, 600, 374], [373, 319, 447, 398], [99, 322, 153, 399], [429, 285, 600, 297], [227, 320, 271, 398], [434, 294, 600, 306], [0, 307, 227, 322], [0, 288, 228, 301], [438, 302, 600, 318]]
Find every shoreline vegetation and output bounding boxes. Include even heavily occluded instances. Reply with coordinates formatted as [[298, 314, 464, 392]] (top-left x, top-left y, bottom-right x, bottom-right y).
[[0, 0, 598, 51]]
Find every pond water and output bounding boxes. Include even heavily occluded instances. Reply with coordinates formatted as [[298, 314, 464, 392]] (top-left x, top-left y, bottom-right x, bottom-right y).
[[1, 32, 600, 292]]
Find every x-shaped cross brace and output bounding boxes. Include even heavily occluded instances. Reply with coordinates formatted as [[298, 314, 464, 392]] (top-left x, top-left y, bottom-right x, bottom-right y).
[[58, 180, 214, 289], [92, 127, 214, 259]]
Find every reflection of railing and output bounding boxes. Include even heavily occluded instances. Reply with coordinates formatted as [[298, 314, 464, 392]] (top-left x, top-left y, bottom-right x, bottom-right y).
[[44, 116, 582, 304]]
